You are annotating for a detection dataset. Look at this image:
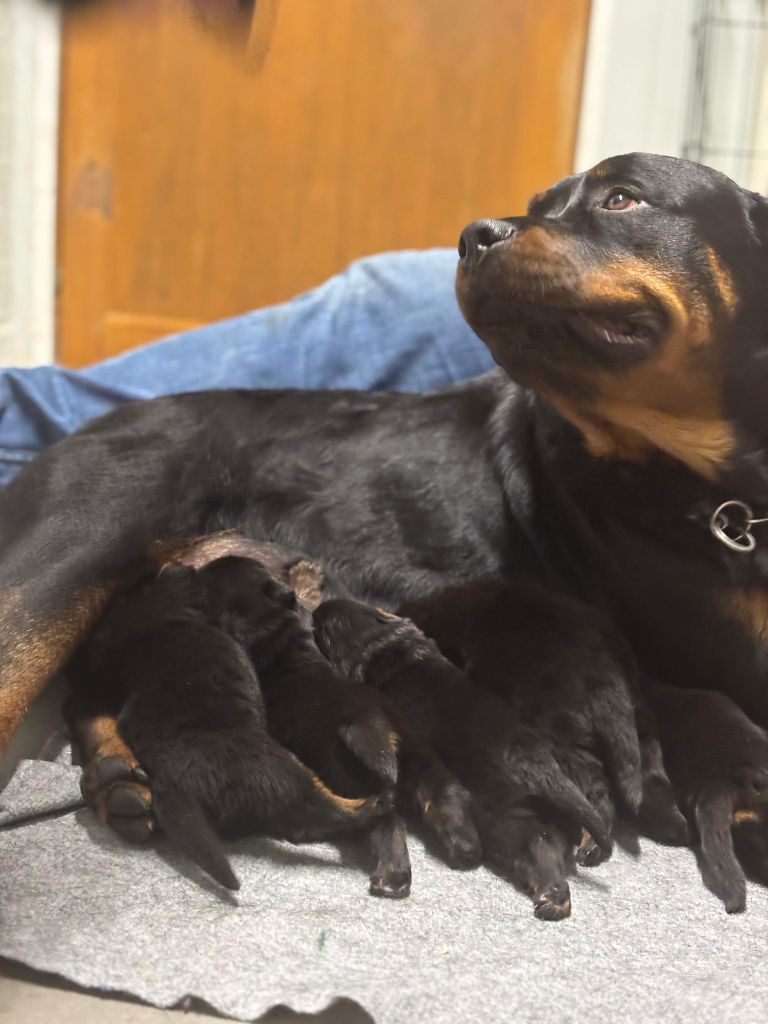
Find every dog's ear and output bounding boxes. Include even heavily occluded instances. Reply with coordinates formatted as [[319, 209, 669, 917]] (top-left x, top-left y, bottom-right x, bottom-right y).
[[742, 190, 768, 250], [263, 577, 298, 609]]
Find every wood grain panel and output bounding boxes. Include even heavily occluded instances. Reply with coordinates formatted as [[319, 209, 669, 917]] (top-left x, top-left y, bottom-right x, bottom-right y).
[[57, 0, 591, 366]]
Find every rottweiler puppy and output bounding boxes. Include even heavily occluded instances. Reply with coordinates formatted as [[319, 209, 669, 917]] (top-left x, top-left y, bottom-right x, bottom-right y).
[[7, 153, 768, 908], [173, 536, 482, 877], [399, 575, 689, 851], [197, 555, 481, 895], [65, 562, 390, 891], [645, 679, 768, 913], [314, 597, 615, 920]]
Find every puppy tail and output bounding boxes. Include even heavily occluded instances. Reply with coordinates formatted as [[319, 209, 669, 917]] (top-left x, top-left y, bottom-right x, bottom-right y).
[[153, 781, 240, 892]]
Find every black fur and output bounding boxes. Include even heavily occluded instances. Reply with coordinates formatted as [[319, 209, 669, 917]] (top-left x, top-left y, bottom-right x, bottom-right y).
[[6, 153, 768, 907], [399, 575, 689, 848], [314, 598, 613, 920], [194, 555, 481, 891], [66, 562, 390, 890], [646, 680, 768, 913]]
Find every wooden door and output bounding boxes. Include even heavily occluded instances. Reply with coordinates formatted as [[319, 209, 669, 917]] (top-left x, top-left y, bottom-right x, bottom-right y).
[[57, 0, 591, 366]]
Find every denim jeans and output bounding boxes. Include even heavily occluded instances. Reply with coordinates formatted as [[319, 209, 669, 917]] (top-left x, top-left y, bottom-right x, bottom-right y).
[[0, 249, 493, 486]]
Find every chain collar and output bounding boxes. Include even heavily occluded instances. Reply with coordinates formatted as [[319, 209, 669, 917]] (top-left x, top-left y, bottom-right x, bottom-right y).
[[709, 500, 768, 553]]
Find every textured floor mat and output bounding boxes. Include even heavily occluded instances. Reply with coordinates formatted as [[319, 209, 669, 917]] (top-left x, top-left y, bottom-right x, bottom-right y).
[[1, 754, 768, 1024]]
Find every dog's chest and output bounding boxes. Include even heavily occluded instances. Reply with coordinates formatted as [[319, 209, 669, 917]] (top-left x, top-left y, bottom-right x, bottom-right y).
[[618, 545, 768, 722], [726, 584, 768, 645]]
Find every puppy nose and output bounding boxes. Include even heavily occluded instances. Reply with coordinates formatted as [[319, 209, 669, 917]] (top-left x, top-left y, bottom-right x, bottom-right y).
[[458, 218, 516, 264]]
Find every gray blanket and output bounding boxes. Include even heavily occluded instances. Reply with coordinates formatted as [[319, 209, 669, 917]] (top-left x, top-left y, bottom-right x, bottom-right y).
[[1, 750, 767, 1024]]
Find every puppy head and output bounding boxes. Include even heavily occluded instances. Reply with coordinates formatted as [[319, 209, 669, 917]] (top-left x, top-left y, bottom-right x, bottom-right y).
[[197, 555, 300, 640], [313, 598, 426, 680], [457, 153, 768, 488], [499, 809, 573, 919]]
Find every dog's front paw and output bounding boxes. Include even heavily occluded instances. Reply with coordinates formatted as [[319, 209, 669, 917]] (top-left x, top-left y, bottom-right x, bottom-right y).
[[576, 830, 605, 867], [80, 755, 154, 843], [533, 881, 572, 921], [422, 778, 482, 869]]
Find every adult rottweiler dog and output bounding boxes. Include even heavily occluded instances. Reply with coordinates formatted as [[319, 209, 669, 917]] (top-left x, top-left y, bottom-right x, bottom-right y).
[[3, 153, 768, 890]]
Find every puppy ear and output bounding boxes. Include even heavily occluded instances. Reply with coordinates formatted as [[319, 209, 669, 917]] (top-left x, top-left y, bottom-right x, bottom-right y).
[[156, 563, 196, 583], [263, 578, 297, 609]]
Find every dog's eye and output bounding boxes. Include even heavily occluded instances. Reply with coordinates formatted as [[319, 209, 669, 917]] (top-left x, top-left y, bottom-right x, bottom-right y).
[[602, 191, 639, 212]]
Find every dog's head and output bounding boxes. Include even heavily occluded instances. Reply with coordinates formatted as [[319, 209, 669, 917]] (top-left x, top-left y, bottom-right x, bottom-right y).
[[313, 599, 431, 681], [457, 153, 768, 489], [196, 555, 305, 646]]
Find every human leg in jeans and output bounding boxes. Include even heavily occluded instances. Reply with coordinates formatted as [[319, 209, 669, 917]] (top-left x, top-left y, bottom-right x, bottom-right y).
[[0, 249, 492, 486]]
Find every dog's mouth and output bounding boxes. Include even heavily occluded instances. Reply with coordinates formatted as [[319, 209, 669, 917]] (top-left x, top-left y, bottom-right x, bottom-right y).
[[470, 297, 663, 353], [566, 309, 660, 349]]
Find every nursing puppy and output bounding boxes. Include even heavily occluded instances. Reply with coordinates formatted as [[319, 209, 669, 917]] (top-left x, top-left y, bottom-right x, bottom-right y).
[[646, 680, 768, 913], [198, 555, 481, 895], [399, 575, 689, 850], [65, 561, 390, 892], [314, 598, 615, 920], [174, 536, 481, 876]]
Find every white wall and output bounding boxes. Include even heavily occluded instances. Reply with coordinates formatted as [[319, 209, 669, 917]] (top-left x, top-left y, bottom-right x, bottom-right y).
[[0, 0, 59, 368], [575, 0, 698, 172]]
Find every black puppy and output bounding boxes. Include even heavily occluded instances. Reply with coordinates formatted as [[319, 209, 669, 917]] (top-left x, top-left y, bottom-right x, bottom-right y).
[[400, 575, 689, 852], [646, 679, 768, 913], [199, 555, 481, 895], [65, 562, 390, 891], [314, 598, 615, 920], [172, 535, 482, 878]]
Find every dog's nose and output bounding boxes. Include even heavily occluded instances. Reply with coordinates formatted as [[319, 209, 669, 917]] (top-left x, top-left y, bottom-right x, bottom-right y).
[[458, 218, 516, 265]]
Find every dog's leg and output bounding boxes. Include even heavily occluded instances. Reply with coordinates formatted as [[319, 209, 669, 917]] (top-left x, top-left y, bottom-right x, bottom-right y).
[[246, 754, 393, 845], [403, 751, 482, 868], [0, 583, 112, 756], [732, 814, 768, 886], [0, 400, 226, 759], [634, 687, 690, 845], [368, 813, 412, 898], [635, 732, 690, 845], [694, 787, 747, 913], [555, 745, 615, 866], [64, 692, 154, 843]]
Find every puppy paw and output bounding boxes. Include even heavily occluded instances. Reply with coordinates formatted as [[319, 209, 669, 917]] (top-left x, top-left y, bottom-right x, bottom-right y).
[[80, 755, 154, 843], [576, 829, 604, 868], [339, 714, 399, 785], [354, 788, 395, 824], [533, 882, 572, 921], [423, 781, 482, 869], [723, 886, 747, 915], [637, 774, 690, 846]]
